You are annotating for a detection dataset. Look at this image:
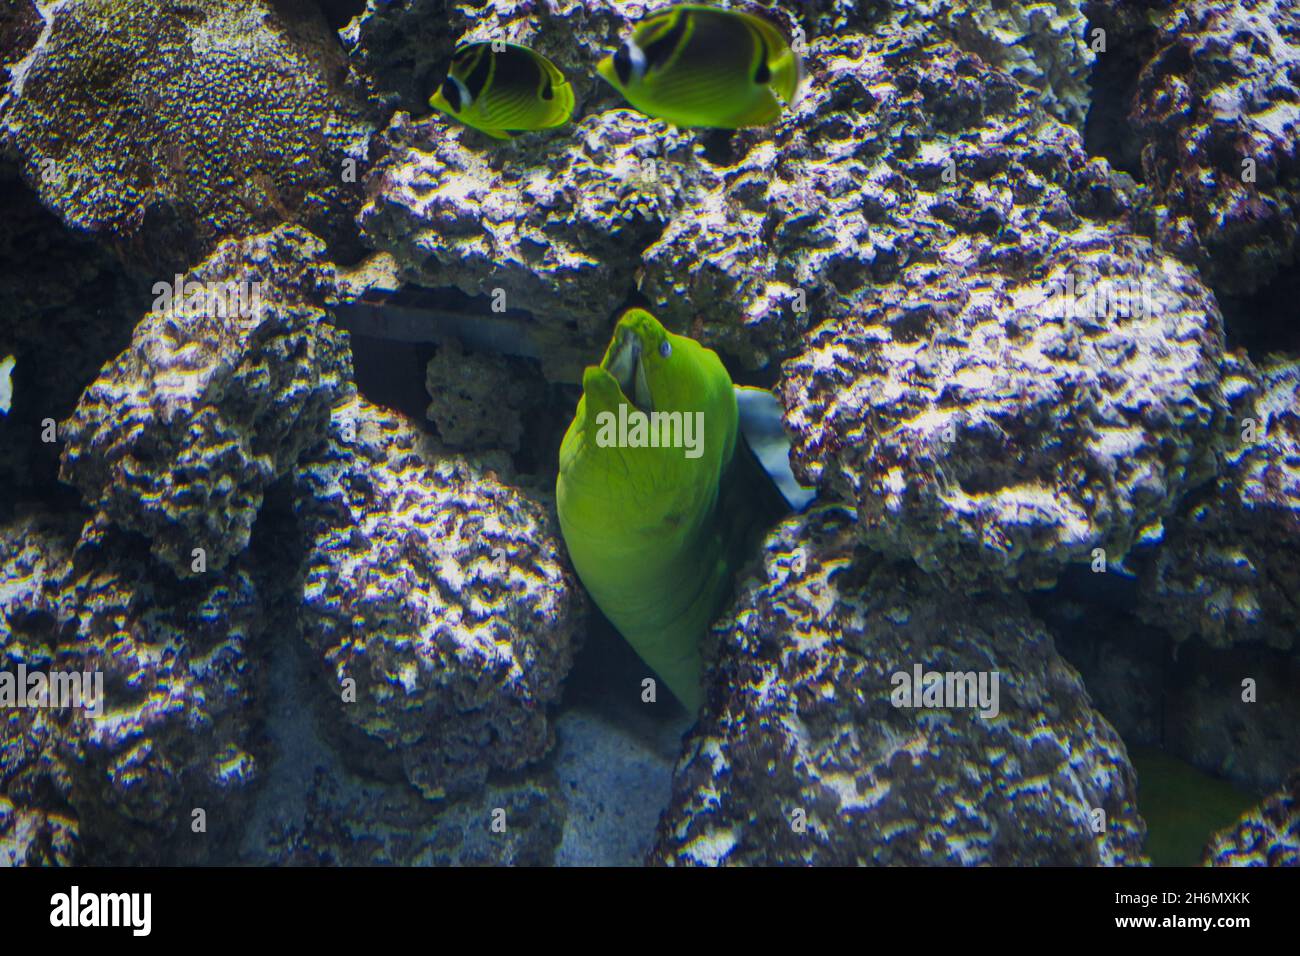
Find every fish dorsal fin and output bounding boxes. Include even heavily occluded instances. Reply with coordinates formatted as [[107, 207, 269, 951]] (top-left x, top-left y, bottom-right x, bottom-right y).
[[640, 6, 691, 73], [739, 9, 801, 103], [734, 385, 816, 510], [462, 44, 493, 99]]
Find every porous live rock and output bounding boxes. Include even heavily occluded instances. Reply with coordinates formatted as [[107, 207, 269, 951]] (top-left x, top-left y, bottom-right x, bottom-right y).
[[0, 787, 80, 866], [1131, 0, 1300, 297], [639, 17, 1144, 372], [58, 226, 354, 578], [1136, 355, 1300, 650], [238, 554, 570, 867], [1, 0, 372, 274], [424, 338, 543, 453], [1, 512, 88, 868], [1205, 769, 1300, 866], [0, 0, 42, 90], [651, 505, 1146, 866], [796, 0, 1095, 123], [783, 231, 1234, 591], [347, 1, 708, 355], [293, 396, 583, 801], [760, 0, 1234, 592], [1, 698, 80, 866], [1081, 0, 1178, 174], [0, 509, 263, 865], [890, 0, 1095, 127], [339, 0, 452, 112], [360, 107, 715, 365]]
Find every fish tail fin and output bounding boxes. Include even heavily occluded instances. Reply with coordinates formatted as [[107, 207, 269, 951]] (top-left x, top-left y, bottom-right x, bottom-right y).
[[549, 80, 577, 127]]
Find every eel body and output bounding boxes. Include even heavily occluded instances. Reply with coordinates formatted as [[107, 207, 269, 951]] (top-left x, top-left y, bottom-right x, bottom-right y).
[[557, 309, 739, 712]]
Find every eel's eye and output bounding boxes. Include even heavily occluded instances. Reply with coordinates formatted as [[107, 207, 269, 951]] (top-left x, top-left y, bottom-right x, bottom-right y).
[[659, 339, 672, 359]]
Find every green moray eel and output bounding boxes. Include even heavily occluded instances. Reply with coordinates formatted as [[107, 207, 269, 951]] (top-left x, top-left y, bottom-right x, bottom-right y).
[[558, 308, 775, 713], [1130, 746, 1259, 866]]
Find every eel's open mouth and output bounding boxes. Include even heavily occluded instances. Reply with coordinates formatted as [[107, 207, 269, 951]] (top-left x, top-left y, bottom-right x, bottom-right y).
[[604, 329, 654, 413]]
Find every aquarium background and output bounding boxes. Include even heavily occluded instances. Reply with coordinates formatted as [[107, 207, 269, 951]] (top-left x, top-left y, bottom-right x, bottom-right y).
[[0, 0, 1297, 867]]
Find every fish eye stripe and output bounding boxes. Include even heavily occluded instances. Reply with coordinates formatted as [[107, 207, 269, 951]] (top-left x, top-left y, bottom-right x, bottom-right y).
[[613, 43, 633, 85], [441, 76, 465, 112]]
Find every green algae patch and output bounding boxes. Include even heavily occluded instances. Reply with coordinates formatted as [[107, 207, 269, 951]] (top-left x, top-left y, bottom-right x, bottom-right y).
[[1131, 746, 1259, 866]]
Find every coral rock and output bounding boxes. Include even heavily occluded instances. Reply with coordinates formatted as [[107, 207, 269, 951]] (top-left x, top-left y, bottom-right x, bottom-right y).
[[425, 339, 543, 452], [1132, 0, 1300, 296], [0, 510, 263, 864], [59, 226, 353, 577], [293, 397, 583, 800], [1205, 769, 1300, 866], [784, 234, 1233, 590], [886, 0, 1096, 127], [360, 107, 714, 372], [1, 0, 372, 273], [1137, 355, 1300, 649], [651, 505, 1147, 866], [767, 23, 1238, 591]]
